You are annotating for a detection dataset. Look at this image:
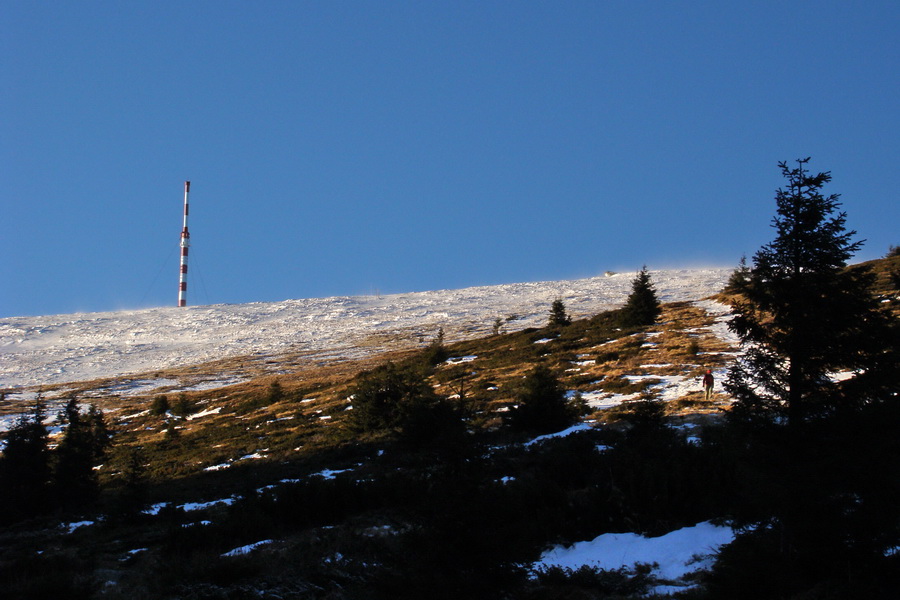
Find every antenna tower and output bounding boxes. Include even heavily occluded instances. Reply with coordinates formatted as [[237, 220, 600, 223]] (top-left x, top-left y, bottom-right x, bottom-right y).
[[178, 181, 191, 307]]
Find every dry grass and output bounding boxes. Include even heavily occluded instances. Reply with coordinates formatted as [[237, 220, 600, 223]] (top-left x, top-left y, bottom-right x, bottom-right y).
[[80, 294, 752, 486], [3, 291, 751, 493]]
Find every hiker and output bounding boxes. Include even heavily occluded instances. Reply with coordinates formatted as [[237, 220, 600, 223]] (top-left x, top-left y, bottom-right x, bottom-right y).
[[702, 369, 714, 401]]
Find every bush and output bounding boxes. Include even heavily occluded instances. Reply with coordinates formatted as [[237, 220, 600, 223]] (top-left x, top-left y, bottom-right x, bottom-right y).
[[348, 362, 464, 450], [422, 342, 449, 366], [266, 380, 284, 403], [527, 564, 654, 598], [150, 395, 170, 416], [171, 394, 195, 417]]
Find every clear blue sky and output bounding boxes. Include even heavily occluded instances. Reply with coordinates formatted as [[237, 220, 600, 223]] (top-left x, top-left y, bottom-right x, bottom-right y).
[[2, 1, 898, 318]]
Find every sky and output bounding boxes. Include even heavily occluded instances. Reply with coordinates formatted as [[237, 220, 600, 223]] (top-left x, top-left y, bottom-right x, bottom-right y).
[[2, 1, 898, 318]]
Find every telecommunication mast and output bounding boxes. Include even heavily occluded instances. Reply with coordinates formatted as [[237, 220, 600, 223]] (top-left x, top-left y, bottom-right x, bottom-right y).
[[178, 181, 190, 307]]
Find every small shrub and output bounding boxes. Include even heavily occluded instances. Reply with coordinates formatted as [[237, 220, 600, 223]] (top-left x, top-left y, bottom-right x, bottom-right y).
[[164, 420, 180, 441], [529, 564, 655, 598], [150, 395, 170, 416], [567, 391, 591, 417], [397, 395, 467, 452], [266, 380, 284, 404], [422, 342, 449, 366], [621, 397, 667, 433], [171, 394, 195, 417], [492, 317, 504, 335], [419, 327, 449, 366], [595, 350, 619, 363]]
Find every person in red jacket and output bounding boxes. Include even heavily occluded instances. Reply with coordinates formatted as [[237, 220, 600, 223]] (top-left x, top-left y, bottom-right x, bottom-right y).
[[702, 369, 714, 401]]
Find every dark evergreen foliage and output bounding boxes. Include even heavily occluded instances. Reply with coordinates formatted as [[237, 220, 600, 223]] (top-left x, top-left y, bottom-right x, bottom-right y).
[[0, 396, 110, 521], [171, 393, 195, 417], [421, 341, 449, 366], [548, 299, 571, 327], [266, 379, 284, 404], [620, 265, 661, 327], [723, 255, 750, 294], [150, 395, 169, 416], [0, 398, 51, 522], [421, 327, 449, 365], [349, 362, 435, 432], [506, 365, 578, 435], [527, 564, 655, 598], [113, 446, 149, 521], [0, 551, 98, 600], [709, 159, 900, 597], [726, 158, 898, 429], [348, 362, 464, 449], [54, 398, 104, 509]]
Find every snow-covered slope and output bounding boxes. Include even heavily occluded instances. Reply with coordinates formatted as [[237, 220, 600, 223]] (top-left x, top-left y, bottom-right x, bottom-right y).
[[0, 268, 729, 390]]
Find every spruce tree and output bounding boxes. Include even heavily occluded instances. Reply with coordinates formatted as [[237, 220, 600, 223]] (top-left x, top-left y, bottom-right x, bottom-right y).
[[507, 365, 577, 435], [87, 403, 111, 460], [54, 398, 110, 509], [350, 362, 438, 433], [115, 446, 148, 521], [423, 326, 449, 365], [548, 299, 571, 327], [724, 255, 751, 294], [0, 397, 51, 521], [150, 395, 169, 416], [620, 265, 661, 327], [714, 158, 900, 597], [349, 362, 463, 449], [726, 158, 897, 430]]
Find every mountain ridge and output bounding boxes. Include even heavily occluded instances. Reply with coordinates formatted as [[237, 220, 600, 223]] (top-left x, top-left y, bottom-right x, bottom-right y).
[[0, 267, 730, 390]]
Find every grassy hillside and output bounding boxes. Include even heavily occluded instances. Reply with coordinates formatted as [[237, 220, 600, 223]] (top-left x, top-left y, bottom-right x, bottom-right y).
[[1, 255, 898, 599], [92, 298, 733, 492]]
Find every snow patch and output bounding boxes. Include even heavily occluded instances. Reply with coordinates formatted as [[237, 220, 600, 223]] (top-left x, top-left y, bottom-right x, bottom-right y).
[[144, 496, 238, 515], [181, 377, 248, 391], [221, 539, 274, 557], [525, 423, 593, 447], [186, 406, 222, 420], [446, 355, 478, 364], [313, 468, 351, 480], [64, 520, 95, 534], [536, 521, 735, 584], [578, 390, 641, 410]]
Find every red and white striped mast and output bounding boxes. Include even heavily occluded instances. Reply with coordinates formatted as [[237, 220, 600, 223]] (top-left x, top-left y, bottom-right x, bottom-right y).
[[178, 181, 191, 307]]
